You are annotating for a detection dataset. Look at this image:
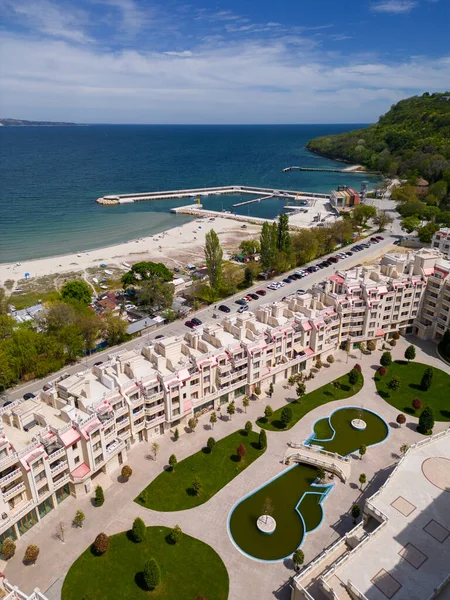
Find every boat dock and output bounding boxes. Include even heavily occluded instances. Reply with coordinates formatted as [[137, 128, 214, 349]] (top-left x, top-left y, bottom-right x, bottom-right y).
[[282, 166, 379, 174], [96, 185, 330, 205], [232, 194, 274, 207]]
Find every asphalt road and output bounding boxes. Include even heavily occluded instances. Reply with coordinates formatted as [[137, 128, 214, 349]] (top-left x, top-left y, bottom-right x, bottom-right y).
[[3, 222, 403, 405]]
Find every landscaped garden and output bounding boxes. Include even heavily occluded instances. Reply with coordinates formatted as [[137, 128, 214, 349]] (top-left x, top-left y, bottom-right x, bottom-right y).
[[136, 429, 266, 511], [62, 526, 228, 600], [257, 369, 364, 432], [375, 360, 450, 421]]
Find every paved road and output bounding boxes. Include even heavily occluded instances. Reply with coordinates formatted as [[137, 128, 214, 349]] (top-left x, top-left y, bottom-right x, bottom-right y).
[[4, 221, 403, 404]]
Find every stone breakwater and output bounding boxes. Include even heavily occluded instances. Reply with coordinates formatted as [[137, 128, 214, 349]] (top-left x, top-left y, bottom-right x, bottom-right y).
[[96, 196, 120, 205]]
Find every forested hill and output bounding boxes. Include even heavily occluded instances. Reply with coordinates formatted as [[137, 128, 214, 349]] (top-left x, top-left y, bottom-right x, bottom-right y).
[[306, 92, 450, 183], [0, 118, 79, 126]]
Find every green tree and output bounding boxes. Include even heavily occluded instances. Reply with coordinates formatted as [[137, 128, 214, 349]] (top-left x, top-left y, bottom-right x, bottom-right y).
[[121, 465, 132, 480], [418, 222, 439, 243], [73, 510, 85, 528], [1, 537, 16, 559], [143, 558, 161, 590], [291, 229, 319, 265], [169, 454, 177, 470], [209, 412, 217, 429], [227, 401, 236, 420], [188, 417, 198, 432], [351, 504, 361, 524], [277, 213, 291, 253], [239, 239, 260, 255], [359, 473, 367, 491], [296, 382, 306, 400], [316, 467, 326, 482], [400, 443, 409, 455], [168, 524, 182, 544], [192, 475, 202, 496], [349, 369, 359, 386], [94, 485, 104, 507], [244, 266, 254, 286], [404, 345, 416, 363], [259, 429, 267, 450], [268, 382, 274, 397], [174, 427, 179, 441], [260, 221, 277, 269], [359, 445, 366, 460], [380, 351, 392, 367], [388, 376, 401, 391], [207, 437, 216, 451], [103, 314, 129, 346], [131, 517, 146, 543], [244, 421, 253, 434], [327, 355, 335, 365], [61, 280, 92, 305], [137, 276, 174, 312], [401, 216, 421, 233], [205, 229, 223, 289], [152, 442, 159, 461], [281, 406, 293, 428], [373, 209, 393, 232], [242, 396, 250, 413], [264, 405, 273, 420], [121, 261, 172, 286], [418, 407, 434, 434], [293, 549, 305, 571], [352, 204, 376, 227], [367, 340, 376, 352], [421, 367, 433, 391], [24, 544, 40, 564]]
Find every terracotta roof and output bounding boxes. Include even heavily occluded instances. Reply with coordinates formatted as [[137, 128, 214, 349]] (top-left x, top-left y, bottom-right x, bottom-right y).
[[71, 462, 90, 479]]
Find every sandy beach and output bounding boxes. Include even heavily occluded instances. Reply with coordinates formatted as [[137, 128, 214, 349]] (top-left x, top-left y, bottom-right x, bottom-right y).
[[0, 217, 261, 286]]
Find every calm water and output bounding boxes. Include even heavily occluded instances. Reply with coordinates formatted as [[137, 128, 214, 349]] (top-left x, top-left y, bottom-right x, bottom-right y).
[[0, 125, 379, 263]]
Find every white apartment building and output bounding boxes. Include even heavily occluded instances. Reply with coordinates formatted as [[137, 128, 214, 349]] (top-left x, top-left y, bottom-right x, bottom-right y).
[[432, 227, 450, 258], [1, 248, 449, 546]]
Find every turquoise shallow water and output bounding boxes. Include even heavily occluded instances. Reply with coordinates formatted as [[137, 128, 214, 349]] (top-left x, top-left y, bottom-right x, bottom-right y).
[[0, 124, 380, 263]]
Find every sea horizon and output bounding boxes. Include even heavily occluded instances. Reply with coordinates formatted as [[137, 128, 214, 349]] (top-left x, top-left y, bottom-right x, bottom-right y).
[[0, 124, 380, 264]]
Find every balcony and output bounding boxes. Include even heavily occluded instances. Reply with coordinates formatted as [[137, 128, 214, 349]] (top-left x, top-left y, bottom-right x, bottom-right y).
[[132, 407, 144, 418], [106, 438, 125, 455], [116, 417, 130, 428], [133, 420, 145, 432], [104, 426, 116, 439], [232, 356, 247, 367], [50, 460, 68, 475], [218, 363, 231, 374], [145, 403, 165, 416], [145, 390, 164, 401], [146, 414, 165, 428], [0, 468, 22, 486], [114, 404, 128, 417], [2, 481, 26, 500]]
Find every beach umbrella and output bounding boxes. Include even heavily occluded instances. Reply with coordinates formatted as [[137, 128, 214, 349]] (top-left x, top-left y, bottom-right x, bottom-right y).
[[25, 273, 30, 278]]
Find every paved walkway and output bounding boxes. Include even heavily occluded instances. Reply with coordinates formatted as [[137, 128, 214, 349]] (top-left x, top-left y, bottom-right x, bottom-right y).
[[5, 338, 449, 600]]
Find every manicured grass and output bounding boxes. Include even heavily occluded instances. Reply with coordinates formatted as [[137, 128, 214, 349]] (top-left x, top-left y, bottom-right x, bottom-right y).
[[375, 360, 450, 421], [136, 429, 266, 511], [62, 526, 229, 600], [257, 370, 364, 432]]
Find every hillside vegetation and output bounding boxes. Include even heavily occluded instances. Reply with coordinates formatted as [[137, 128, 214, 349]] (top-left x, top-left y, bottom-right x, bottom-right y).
[[307, 92, 450, 183]]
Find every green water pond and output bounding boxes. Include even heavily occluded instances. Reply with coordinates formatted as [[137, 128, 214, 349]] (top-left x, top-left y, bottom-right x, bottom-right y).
[[229, 407, 388, 561]]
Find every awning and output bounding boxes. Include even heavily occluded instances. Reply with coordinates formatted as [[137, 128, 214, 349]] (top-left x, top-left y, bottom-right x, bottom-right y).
[[71, 462, 91, 479]]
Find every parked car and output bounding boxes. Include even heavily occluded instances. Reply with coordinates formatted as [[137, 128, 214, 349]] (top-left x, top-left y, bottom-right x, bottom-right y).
[[297, 289, 306, 295], [329, 256, 339, 263], [249, 293, 259, 300], [256, 289, 266, 296], [376, 236, 384, 241], [191, 317, 202, 326], [346, 251, 353, 256], [218, 304, 231, 312], [238, 305, 248, 313], [185, 321, 195, 328], [235, 299, 247, 306], [23, 393, 36, 400], [283, 277, 293, 284], [154, 334, 164, 339]]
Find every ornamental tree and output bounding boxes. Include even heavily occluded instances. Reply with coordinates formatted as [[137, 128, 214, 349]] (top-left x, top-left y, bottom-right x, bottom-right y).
[[281, 406, 293, 428], [237, 444, 247, 461], [353, 363, 362, 373], [378, 366, 387, 377], [93, 533, 109, 555], [192, 475, 202, 496], [421, 367, 433, 391], [412, 398, 423, 412], [327, 355, 335, 365], [169, 454, 177, 471], [73, 510, 85, 528], [61, 280, 92, 305], [396, 413, 406, 427], [367, 340, 376, 352], [268, 383, 274, 397], [392, 331, 400, 340], [244, 421, 253, 434], [94, 485, 104, 507], [359, 444, 366, 460], [227, 402, 236, 420], [293, 549, 305, 571], [168, 525, 182, 545], [209, 412, 217, 429], [418, 407, 434, 435], [24, 545, 40, 564], [143, 558, 161, 590], [1, 537, 16, 559], [174, 427, 180, 441], [259, 429, 267, 450], [207, 437, 216, 451], [131, 517, 146, 543], [264, 405, 273, 420], [380, 352, 392, 368], [359, 473, 367, 491], [121, 465, 132, 480], [188, 417, 198, 432], [404, 345, 416, 363], [351, 504, 361, 524], [388, 376, 401, 391], [296, 382, 306, 400], [242, 396, 250, 413], [316, 467, 326, 483]]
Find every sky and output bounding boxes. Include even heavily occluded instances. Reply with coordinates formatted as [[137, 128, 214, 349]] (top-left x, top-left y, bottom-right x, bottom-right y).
[[0, 0, 449, 124]]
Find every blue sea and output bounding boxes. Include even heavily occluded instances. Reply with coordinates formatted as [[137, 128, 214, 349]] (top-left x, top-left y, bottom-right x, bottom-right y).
[[0, 125, 379, 263]]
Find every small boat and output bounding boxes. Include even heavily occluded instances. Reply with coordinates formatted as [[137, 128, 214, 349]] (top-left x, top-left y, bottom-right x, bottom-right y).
[[100, 285, 108, 289], [93, 277, 99, 284], [104, 269, 113, 275], [122, 262, 131, 269], [77, 253, 82, 257], [100, 263, 107, 268]]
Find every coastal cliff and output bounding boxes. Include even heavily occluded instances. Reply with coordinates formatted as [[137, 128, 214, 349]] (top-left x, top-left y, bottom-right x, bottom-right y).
[[306, 92, 450, 184], [0, 118, 79, 126]]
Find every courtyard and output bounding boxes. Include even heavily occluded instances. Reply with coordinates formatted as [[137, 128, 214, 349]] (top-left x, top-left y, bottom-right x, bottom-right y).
[[3, 337, 449, 600]]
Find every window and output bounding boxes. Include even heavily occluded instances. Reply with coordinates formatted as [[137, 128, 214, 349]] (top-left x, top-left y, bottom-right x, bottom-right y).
[[71, 442, 78, 451], [35, 471, 46, 483], [74, 456, 80, 465], [17, 509, 38, 535], [56, 483, 70, 504], [93, 442, 101, 452]]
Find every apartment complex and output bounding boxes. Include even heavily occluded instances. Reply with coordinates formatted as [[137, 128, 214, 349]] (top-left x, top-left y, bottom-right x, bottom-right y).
[[291, 429, 450, 600], [1, 249, 449, 546], [432, 228, 450, 258], [330, 186, 361, 209]]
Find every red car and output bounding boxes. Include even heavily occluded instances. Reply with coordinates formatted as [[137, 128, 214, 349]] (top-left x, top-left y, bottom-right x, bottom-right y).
[[185, 321, 195, 328], [256, 289, 266, 296]]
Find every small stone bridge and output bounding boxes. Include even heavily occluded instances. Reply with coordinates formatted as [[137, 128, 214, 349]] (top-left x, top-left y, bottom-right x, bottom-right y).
[[284, 443, 352, 483]]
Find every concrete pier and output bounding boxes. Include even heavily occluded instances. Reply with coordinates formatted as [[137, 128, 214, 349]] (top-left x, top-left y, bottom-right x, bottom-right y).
[[232, 195, 274, 207], [96, 185, 330, 205], [282, 166, 379, 174]]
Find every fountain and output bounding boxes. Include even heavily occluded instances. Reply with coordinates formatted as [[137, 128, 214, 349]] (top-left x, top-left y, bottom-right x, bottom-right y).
[[257, 515, 276, 534], [351, 405, 367, 430]]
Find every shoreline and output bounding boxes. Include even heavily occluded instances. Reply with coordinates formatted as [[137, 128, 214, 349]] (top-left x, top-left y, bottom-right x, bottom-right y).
[[0, 217, 261, 285]]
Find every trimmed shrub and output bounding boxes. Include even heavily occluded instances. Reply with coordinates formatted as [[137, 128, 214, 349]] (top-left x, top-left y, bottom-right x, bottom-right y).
[[388, 376, 401, 391], [24, 545, 40, 564], [1, 537, 16, 559], [367, 340, 376, 352], [131, 517, 146, 543], [348, 369, 359, 386], [421, 367, 433, 391], [418, 407, 434, 435], [169, 454, 177, 470], [207, 437, 216, 451], [73, 509, 85, 527], [390, 339, 397, 347], [258, 429, 267, 450], [138, 489, 147, 504], [264, 405, 273, 419], [143, 558, 161, 590], [237, 444, 247, 460], [326, 355, 335, 364], [281, 406, 293, 428], [378, 366, 387, 377], [392, 331, 400, 340], [380, 352, 392, 367], [293, 548, 305, 570], [94, 485, 104, 507], [121, 465, 132, 480], [353, 363, 362, 373], [93, 533, 109, 555], [244, 421, 253, 434], [168, 524, 182, 545], [396, 413, 406, 426], [404, 345, 416, 362], [412, 397, 423, 411]]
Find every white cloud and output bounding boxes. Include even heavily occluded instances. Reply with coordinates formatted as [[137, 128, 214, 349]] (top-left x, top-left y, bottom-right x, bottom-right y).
[[371, 1, 418, 14], [1, 32, 449, 123], [93, 0, 151, 35]]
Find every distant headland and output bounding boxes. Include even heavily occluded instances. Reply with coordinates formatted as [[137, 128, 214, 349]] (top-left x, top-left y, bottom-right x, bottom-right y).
[[0, 118, 81, 127]]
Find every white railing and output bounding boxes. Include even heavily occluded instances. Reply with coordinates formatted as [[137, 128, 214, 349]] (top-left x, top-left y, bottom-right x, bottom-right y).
[[347, 581, 370, 600], [319, 579, 339, 599], [48, 447, 66, 461], [0, 468, 22, 485], [53, 473, 71, 487], [0, 500, 34, 532], [78, 412, 99, 428], [2, 481, 26, 499], [50, 460, 68, 475], [291, 581, 316, 600]]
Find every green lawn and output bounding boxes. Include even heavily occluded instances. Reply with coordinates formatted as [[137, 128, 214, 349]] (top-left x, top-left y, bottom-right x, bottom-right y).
[[257, 370, 364, 432], [136, 429, 265, 511], [375, 360, 450, 421], [62, 526, 229, 600]]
